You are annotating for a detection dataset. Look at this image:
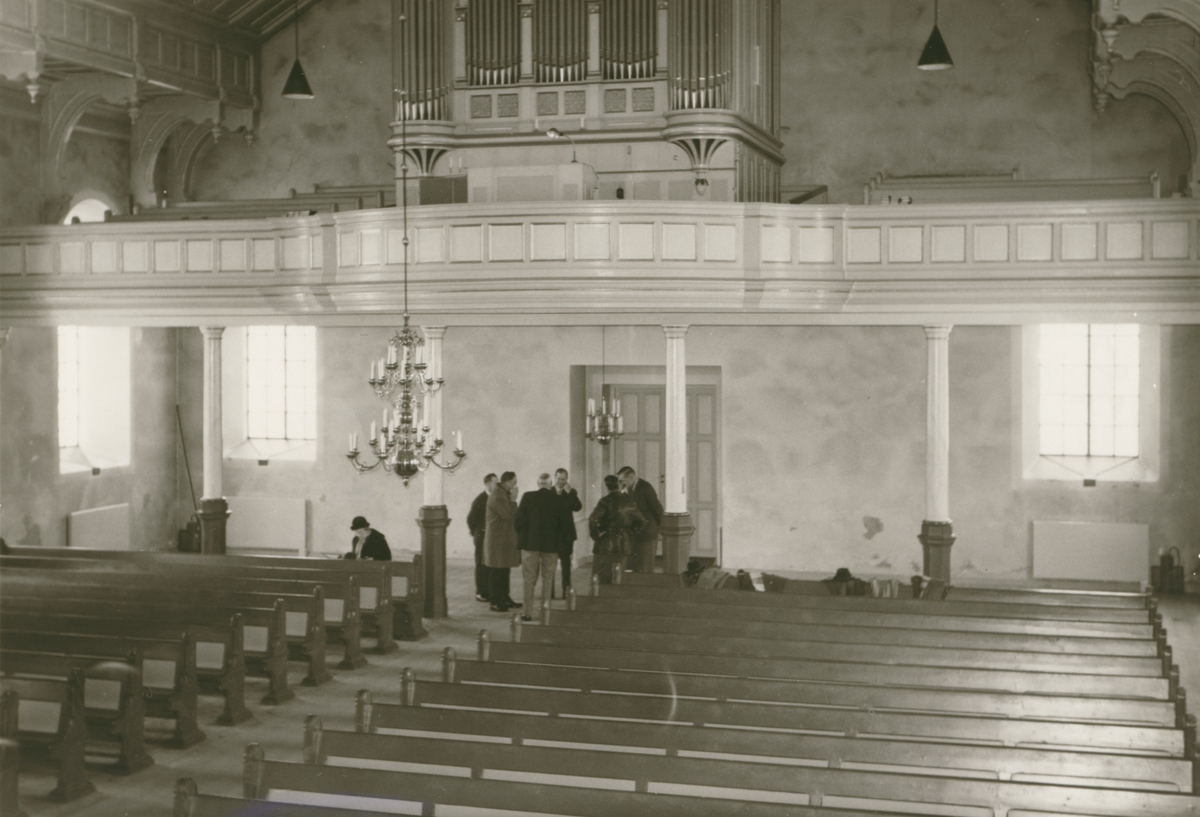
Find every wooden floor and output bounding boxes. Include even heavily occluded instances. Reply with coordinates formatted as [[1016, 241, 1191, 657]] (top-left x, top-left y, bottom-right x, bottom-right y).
[[14, 556, 1200, 817]]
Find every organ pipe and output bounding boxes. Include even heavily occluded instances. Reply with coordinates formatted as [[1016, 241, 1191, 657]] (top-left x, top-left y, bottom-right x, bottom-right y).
[[467, 0, 520, 86], [669, 0, 730, 109], [534, 0, 587, 83], [394, 0, 449, 120], [601, 0, 655, 80]]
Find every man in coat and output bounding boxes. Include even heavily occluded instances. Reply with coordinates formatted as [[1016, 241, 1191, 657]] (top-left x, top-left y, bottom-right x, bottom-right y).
[[589, 474, 647, 583], [483, 471, 522, 612], [467, 473, 499, 602], [347, 516, 392, 561], [552, 467, 583, 595], [515, 473, 562, 620], [617, 466, 663, 572]]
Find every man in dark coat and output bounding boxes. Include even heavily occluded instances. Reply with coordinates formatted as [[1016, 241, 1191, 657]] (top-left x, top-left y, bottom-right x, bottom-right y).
[[617, 466, 662, 572], [515, 473, 561, 620], [467, 473, 499, 602], [552, 467, 583, 595], [483, 471, 522, 612], [347, 516, 392, 560], [589, 474, 647, 583]]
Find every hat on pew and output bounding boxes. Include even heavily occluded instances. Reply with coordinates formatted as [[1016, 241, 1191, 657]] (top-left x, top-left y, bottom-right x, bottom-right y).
[[350, 516, 370, 531]]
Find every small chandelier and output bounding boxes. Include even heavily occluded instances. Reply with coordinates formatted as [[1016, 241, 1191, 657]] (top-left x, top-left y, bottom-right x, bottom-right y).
[[586, 328, 623, 445], [346, 84, 465, 485]]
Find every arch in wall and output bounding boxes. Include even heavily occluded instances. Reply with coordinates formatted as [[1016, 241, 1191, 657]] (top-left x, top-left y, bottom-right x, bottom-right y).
[[1107, 55, 1200, 187], [63, 191, 120, 223]]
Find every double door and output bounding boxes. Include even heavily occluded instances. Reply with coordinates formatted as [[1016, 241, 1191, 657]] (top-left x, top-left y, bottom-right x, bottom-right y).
[[604, 384, 718, 562]]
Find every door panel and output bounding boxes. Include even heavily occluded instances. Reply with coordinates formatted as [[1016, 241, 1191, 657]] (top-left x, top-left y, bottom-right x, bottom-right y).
[[687, 386, 719, 560]]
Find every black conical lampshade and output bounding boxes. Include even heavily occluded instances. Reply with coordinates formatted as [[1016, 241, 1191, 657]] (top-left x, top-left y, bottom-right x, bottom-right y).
[[918, 24, 954, 70], [283, 58, 314, 99]]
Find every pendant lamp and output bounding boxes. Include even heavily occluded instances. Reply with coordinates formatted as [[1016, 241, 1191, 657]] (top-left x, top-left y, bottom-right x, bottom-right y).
[[918, 0, 954, 71], [282, 0, 315, 99]]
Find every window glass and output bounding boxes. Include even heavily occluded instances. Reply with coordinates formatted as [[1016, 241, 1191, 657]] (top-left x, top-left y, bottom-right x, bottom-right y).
[[246, 326, 317, 442]]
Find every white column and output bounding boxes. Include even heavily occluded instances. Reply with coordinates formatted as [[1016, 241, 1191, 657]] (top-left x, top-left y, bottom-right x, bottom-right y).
[[924, 325, 952, 522], [200, 327, 225, 500], [663, 325, 689, 513], [422, 326, 447, 507]]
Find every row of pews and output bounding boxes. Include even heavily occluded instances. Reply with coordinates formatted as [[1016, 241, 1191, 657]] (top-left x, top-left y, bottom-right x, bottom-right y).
[[175, 575, 1200, 816], [0, 545, 426, 810], [105, 184, 396, 222]]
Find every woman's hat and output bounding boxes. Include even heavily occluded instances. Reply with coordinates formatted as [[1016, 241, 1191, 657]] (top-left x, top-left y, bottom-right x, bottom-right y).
[[350, 516, 370, 531]]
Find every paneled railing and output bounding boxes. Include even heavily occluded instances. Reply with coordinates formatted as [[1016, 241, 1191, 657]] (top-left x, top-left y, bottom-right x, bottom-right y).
[[2, 199, 1197, 324]]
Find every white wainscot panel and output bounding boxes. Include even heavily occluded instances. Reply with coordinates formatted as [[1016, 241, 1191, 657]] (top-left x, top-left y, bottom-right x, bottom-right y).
[[92, 241, 117, 273], [186, 240, 213, 272], [930, 226, 964, 263], [760, 225, 791, 263], [360, 229, 382, 266], [123, 241, 149, 273], [1061, 223, 1097, 261], [531, 223, 566, 261], [61, 242, 86, 273], [417, 227, 444, 263], [386, 229, 407, 264], [1106, 222, 1143, 261], [220, 239, 246, 272], [618, 223, 654, 260], [27, 244, 53, 273], [282, 236, 309, 270], [1017, 224, 1052, 261], [1151, 221, 1189, 259], [973, 224, 1009, 262], [252, 239, 275, 271], [797, 227, 834, 263], [704, 224, 738, 262], [888, 226, 923, 263], [451, 225, 482, 262], [662, 224, 696, 261], [155, 241, 180, 272], [489, 224, 524, 261], [338, 233, 359, 267], [0, 244, 22, 274], [575, 223, 610, 260], [846, 227, 881, 264]]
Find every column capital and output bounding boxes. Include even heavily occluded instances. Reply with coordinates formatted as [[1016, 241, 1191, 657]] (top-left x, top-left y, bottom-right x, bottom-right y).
[[662, 324, 690, 339], [923, 325, 953, 340], [421, 325, 447, 340], [200, 326, 226, 340]]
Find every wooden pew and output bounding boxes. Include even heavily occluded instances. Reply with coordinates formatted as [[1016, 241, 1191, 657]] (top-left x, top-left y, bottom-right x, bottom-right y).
[[0, 650, 152, 774], [554, 605, 1161, 657], [0, 594, 292, 705], [0, 609, 250, 726], [0, 569, 332, 687], [0, 670, 94, 801], [364, 690, 1195, 793], [0, 691, 26, 817], [0, 630, 204, 748], [2, 549, 407, 649], [945, 584, 1150, 608], [306, 715, 1200, 816]]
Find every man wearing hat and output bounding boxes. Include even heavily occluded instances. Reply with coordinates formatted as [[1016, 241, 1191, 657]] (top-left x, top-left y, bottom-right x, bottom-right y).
[[347, 516, 392, 561]]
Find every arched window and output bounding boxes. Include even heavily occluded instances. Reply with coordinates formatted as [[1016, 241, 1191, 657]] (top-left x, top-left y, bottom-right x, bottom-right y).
[[63, 198, 112, 224]]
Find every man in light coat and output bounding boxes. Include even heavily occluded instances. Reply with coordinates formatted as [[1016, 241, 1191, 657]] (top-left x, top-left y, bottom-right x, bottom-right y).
[[483, 471, 522, 612]]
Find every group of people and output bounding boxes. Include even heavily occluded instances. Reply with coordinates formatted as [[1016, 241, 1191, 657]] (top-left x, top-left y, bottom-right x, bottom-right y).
[[469, 466, 664, 620]]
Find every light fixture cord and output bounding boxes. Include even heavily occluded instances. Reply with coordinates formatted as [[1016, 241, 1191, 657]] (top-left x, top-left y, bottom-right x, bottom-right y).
[[934, 0, 939, 24], [294, 0, 300, 59]]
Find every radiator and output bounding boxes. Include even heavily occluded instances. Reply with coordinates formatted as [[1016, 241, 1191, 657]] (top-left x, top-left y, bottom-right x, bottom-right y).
[[1032, 520, 1149, 583], [67, 503, 131, 549], [225, 497, 308, 555]]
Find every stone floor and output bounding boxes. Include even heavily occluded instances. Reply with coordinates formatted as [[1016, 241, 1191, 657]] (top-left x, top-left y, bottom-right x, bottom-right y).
[[14, 558, 1200, 816]]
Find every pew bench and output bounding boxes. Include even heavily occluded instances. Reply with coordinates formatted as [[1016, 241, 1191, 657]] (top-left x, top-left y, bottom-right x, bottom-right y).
[[304, 715, 1200, 816], [364, 689, 1196, 793], [0, 650, 152, 774], [0, 735, 20, 817], [0, 671, 93, 802], [0, 630, 204, 748], [0, 593, 290, 707], [0, 609, 249, 726]]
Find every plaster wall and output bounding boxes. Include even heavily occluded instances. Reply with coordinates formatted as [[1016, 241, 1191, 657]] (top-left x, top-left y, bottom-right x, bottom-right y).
[[0, 110, 41, 226], [0, 327, 180, 550], [56, 129, 131, 219], [778, 1, 1192, 203]]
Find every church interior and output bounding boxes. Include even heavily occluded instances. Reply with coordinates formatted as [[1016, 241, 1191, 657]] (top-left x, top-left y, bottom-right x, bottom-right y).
[[3, 0, 1200, 814]]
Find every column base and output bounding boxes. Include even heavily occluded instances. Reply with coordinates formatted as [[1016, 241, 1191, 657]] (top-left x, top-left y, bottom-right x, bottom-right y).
[[417, 505, 450, 619], [660, 513, 694, 576], [918, 520, 956, 583], [197, 498, 230, 555]]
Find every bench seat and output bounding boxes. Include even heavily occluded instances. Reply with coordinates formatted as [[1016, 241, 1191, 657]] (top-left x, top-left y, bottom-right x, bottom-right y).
[[0, 671, 93, 802]]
